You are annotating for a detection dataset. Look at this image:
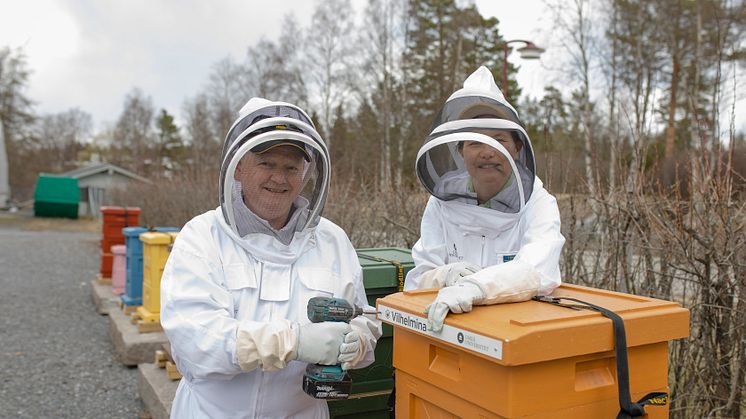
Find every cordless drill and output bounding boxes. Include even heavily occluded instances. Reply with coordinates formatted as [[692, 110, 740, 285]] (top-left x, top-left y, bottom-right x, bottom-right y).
[[302, 296, 373, 400]]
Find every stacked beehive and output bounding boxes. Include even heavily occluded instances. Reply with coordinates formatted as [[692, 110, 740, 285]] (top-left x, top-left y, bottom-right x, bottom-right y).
[[98, 207, 140, 284]]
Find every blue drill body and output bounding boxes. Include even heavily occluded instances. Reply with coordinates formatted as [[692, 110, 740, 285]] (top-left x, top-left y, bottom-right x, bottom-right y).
[[302, 297, 362, 400]]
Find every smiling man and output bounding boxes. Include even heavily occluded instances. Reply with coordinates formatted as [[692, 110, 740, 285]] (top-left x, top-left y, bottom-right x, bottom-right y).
[[159, 97, 381, 418], [233, 139, 310, 237], [405, 66, 565, 333]]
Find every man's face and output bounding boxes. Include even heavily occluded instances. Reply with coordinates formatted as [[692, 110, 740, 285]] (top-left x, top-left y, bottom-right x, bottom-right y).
[[234, 145, 306, 229], [459, 130, 521, 204]]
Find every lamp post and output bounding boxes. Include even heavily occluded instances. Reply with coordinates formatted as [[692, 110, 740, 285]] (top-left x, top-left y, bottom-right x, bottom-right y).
[[502, 40, 545, 99]]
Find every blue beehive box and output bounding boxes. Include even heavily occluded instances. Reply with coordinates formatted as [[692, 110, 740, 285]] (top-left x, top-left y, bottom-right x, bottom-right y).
[[121, 226, 180, 307]]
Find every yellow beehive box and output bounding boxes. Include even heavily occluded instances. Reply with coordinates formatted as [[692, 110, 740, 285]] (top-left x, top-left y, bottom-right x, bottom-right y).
[[135, 232, 178, 328], [377, 284, 689, 418]]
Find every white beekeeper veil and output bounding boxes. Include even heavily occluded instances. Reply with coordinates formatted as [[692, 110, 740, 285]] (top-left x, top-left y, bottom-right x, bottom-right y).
[[219, 97, 330, 241], [416, 66, 536, 214]]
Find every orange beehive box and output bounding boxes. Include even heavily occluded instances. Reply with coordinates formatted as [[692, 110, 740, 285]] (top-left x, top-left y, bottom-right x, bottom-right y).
[[377, 284, 689, 418], [99, 206, 140, 277]]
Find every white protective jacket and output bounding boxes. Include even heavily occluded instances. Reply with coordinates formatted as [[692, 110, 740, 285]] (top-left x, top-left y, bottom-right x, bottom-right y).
[[405, 66, 565, 303], [161, 97, 381, 418], [160, 210, 380, 419], [405, 177, 564, 299]]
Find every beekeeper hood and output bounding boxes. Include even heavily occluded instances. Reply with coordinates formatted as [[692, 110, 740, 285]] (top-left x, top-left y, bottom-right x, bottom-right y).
[[416, 66, 535, 214], [219, 97, 330, 242]]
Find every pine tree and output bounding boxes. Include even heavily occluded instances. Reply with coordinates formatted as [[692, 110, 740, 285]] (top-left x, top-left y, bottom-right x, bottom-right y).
[[155, 109, 184, 172]]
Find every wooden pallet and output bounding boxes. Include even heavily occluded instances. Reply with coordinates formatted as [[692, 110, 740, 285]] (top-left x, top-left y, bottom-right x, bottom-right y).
[[120, 300, 138, 315], [96, 273, 112, 286], [154, 343, 182, 381], [131, 311, 164, 333]]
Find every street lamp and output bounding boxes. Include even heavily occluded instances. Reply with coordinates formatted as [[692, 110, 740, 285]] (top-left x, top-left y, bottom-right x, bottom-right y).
[[502, 40, 545, 99]]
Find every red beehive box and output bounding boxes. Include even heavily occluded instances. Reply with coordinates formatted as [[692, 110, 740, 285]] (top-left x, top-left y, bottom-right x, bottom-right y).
[[99, 206, 140, 277]]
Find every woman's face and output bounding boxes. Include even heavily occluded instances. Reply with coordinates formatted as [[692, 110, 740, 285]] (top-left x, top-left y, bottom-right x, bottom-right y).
[[459, 130, 522, 204], [476, 129, 522, 158]]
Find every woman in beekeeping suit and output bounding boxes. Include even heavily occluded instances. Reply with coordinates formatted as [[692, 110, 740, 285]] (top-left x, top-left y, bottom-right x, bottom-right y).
[[160, 97, 381, 418], [404, 66, 565, 332]]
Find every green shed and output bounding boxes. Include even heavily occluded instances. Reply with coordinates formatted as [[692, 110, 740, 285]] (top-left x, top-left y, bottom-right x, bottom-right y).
[[33, 175, 80, 219]]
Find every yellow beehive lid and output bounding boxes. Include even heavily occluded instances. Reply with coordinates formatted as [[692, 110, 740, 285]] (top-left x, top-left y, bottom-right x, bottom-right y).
[[377, 283, 689, 366], [139, 231, 177, 245]]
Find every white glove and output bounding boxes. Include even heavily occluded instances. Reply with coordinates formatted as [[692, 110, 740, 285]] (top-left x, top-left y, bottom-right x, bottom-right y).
[[294, 322, 351, 365], [418, 262, 481, 289], [464, 259, 541, 305], [424, 283, 486, 333], [338, 331, 366, 370]]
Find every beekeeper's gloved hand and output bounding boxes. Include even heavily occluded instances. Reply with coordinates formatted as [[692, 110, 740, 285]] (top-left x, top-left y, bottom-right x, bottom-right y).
[[424, 283, 486, 333], [338, 330, 365, 370], [294, 322, 351, 365], [418, 261, 481, 289]]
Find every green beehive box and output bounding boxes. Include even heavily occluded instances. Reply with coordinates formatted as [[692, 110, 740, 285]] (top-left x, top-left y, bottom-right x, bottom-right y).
[[328, 391, 392, 419], [329, 247, 414, 419], [33, 175, 80, 219]]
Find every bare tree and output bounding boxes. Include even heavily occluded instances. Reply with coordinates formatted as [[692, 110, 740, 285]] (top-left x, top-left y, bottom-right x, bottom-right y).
[[276, 14, 310, 108], [182, 93, 220, 169], [548, 0, 599, 198], [244, 16, 309, 108], [601, 0, 620, 190], [0, 46, 35, 142], [0, 46, 35, 203], [361, 0, 406, 188], [112, 88, 155, 173], [35, 108, 92, 171], [618, 2, 660, 192], [205, 57, 250, 139], [305, 0, 356, 149]]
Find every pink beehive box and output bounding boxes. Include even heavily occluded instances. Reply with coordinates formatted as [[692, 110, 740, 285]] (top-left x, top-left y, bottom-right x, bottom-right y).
[[111, 244, 127, 295]]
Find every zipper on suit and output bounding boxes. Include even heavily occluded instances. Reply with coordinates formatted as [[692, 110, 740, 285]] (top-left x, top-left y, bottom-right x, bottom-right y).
[[255, 370, 264, 413], [481, 235, 486, 266]]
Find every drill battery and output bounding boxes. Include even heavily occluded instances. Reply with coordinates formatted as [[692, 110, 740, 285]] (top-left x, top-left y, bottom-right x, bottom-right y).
[[302, 364, 352, 399]]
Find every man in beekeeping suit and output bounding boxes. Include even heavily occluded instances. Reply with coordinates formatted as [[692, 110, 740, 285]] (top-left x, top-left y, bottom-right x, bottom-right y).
[[405, 66, 565, 332], [160, 97, 381, 418]]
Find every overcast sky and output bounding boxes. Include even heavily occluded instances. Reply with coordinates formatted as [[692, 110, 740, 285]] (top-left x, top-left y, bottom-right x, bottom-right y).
[[2, 0, 743, 136]]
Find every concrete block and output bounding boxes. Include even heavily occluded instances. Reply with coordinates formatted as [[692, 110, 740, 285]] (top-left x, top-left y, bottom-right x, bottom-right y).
[[109, 306, 168, 366], [138, 363, 179, 419], [90, 280, 120, 315]]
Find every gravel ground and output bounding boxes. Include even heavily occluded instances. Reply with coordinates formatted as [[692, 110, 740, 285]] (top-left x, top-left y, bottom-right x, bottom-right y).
[[0, 216, 143, 418]]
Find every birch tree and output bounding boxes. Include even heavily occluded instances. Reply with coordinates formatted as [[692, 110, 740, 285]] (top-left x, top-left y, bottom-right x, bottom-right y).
[[548, 0, 599, 197], [205, 57, 249, 140], [361, 0, 407, 188], [245, 15, 308, 108], [112, 88, 155, 173], [305, 0, 356, 149], [182, 93, 220, 168], [0, 46, 35, 203]]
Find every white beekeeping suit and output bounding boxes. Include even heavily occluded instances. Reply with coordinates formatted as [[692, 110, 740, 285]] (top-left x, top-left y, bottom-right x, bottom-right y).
[[404, 66, 565, 332], [160, 97, 381, 418]]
